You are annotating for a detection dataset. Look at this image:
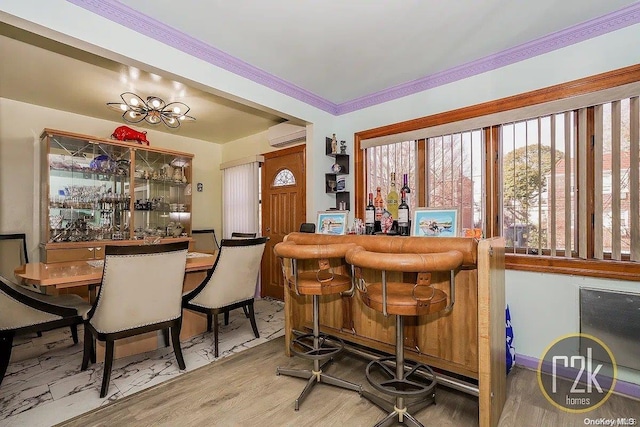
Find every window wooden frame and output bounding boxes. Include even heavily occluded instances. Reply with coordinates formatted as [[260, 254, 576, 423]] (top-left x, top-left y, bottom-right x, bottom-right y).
[[354, 63, 640, 282]]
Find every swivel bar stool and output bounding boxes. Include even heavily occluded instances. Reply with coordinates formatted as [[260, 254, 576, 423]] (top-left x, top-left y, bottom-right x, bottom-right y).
[[273, 241, 362, 410], [346, 246, 463, 427]]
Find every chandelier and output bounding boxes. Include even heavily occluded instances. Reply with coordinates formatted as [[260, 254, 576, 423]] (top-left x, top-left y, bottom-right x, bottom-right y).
[[107, 92, 195, 129]]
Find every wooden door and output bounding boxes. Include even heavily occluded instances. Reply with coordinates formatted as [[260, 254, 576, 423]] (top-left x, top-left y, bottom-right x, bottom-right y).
[[261, 145, 306, 300]]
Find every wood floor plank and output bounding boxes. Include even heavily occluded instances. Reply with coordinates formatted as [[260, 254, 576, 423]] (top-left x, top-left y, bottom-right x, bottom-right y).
[[56, 337, 640, 427]]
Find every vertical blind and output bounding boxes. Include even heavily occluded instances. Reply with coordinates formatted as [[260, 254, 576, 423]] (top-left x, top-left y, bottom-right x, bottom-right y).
[[222, 162, 260, 239]]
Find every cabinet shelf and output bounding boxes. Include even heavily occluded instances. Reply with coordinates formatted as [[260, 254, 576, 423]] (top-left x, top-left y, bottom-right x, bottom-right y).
[[324, 136, 350, 210]]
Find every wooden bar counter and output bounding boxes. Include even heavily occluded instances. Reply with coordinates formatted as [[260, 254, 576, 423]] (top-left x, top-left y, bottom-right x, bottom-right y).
[[14, 252, 216, 361], [279, 233, 505, 427]]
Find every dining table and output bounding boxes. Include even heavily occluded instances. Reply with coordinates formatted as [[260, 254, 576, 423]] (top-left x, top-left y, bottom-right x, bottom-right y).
[[13, 252, 217, 361]]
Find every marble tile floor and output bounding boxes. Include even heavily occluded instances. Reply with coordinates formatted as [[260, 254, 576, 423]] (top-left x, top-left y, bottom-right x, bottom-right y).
[[0, 298, 285, 427]]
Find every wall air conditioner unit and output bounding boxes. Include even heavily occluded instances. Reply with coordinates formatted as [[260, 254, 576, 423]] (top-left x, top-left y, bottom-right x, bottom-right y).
[[268, 122, 306, 147]]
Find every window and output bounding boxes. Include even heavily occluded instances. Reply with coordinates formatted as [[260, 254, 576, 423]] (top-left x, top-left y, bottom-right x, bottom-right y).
[[501, 113, 576, 256], [273, 168, 295, 186], [356, 66, 640, 279], [427, 130, 484, 231], [366, 141, 417, 211]]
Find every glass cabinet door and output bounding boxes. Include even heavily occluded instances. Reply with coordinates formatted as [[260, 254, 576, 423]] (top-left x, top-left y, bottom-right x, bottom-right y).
[[47, 134, 131, 243], [133, 149, 191, 240]]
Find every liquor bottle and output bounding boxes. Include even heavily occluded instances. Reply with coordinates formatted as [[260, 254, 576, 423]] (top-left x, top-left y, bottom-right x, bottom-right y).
[[365, 193, 375, 235], [401, 173, 411, 208], [398, 190, 410, 236], [386, 172, 399, 220], [374, 187, 385, 222]]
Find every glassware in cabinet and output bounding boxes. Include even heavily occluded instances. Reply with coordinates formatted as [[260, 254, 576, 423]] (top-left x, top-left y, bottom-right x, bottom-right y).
[[43, 131, 131, 244], [132, 149, 192, 239]]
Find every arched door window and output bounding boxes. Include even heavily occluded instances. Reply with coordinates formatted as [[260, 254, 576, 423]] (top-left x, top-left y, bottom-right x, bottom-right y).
[[273, 168, 296, 186]]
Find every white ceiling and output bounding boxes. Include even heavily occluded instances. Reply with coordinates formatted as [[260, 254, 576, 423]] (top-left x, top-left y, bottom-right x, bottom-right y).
[[1, 1, 638, 143]]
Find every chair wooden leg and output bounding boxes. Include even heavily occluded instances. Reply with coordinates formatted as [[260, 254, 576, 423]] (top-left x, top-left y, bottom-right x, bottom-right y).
[[81, 326, 92, 371], [248, 302, 259, 338], [207, 314, 212, 332], [70, 324, 79, 344], [213, 313, 219, 358], [171, 319, 186, 370], [224, 311, 229, 326], [100, 340, 115, 398], [91, 337, 96, 363], [242, 305, 249, 318], [162, 329, 170, 347], [36, 331, 42, 338], [0, 333, 14, 387]]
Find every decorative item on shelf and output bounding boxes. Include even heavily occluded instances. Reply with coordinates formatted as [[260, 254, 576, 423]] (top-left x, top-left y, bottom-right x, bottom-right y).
[[411, 207, 459, 237], [327, 180, 337, 192], [107, 92, 195, 129], [331, 163, 342, 173], [173, 167, 183, 182], [340, 140, 346, 154], [331, 133, 338, 154], [111, 125, 149, 145], [316, 210, 348, 235]]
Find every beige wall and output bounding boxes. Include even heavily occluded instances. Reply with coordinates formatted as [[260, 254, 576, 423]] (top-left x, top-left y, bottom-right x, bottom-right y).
[[0, 98, 222, 261]]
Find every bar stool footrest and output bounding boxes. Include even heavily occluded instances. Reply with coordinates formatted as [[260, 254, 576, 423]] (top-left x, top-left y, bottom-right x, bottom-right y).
[[366, 356, 437, 398], [290, 332, 344, 360]]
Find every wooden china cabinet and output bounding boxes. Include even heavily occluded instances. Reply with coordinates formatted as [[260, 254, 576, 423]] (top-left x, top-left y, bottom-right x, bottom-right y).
[[39, 129, 194, 263]]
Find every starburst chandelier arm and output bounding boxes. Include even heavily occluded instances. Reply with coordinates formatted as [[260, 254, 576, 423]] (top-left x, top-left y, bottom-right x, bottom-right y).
[[107, 92, 195, 128]]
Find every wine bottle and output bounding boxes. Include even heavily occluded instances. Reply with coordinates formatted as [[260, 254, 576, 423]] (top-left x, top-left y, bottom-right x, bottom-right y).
[[398, 190, 410, 236], [374, 187, 385, 222], [401, 173, 411, 209], [386, 172, 399, 220], [365, 193, 375, 235]]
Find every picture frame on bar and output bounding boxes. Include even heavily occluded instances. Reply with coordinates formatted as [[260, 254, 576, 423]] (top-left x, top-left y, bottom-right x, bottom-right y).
[[316, 210, 348, 235], [411, 207, 459, 237]]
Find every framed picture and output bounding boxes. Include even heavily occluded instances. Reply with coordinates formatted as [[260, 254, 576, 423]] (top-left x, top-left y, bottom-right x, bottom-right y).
[[316, 210, 348, 235], [411, 207, 459, 237]]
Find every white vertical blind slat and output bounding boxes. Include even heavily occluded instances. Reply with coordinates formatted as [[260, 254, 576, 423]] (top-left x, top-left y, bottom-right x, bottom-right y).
[[222, 162, 260, 239]]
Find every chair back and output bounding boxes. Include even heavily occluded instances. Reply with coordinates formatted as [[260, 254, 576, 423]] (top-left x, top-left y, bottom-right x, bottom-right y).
[[186, 237, 267, 309], [192, 229, 220, 253], [0, 275, 74, 331], [88, 242, 189, 334], [231, 232, 257, 239], [299, 223, 316, 233], [0, 234, 28, 285]]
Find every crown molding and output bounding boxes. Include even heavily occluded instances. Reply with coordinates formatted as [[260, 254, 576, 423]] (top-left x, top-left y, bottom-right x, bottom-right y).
[[68, 0, 640, 116]]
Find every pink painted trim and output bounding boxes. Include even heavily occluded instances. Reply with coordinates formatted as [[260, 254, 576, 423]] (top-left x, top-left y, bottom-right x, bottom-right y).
[[67, 0, 640, 115]]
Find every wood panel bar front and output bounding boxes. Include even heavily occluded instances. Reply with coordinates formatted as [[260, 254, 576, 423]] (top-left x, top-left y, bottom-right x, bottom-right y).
[[279, 233, 505, 427]]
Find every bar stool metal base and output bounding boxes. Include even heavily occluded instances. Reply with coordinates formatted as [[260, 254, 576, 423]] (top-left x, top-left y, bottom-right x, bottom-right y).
[[276, 294, 361, 410], [277, 358, 362, 411], [361, 389, 435, 427], [361, 316, 437, 427]]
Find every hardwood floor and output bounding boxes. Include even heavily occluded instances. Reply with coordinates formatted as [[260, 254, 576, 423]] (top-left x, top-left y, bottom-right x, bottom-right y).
[[58, 337, 640, 427]]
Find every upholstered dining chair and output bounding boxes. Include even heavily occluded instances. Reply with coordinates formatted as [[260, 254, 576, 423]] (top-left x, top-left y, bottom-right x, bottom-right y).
[[0, 233, 39, 292], [0, 275, 90, 387], [81, 241, 189, 398], [183, 237, 268, 358], [191, 229, 220, 253]]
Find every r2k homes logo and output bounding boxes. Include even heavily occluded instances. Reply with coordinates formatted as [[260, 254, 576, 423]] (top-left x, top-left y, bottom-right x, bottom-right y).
[[537, 334, 617, 413]]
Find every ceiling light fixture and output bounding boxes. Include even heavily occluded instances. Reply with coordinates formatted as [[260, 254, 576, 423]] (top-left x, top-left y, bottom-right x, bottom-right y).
[[107, 92, 195, 129]]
